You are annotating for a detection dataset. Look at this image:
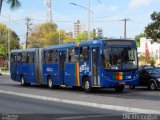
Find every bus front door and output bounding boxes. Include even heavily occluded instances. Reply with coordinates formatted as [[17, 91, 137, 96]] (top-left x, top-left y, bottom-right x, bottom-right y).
[[11, 54, 17, 80], [91, 48, 100, 86], [59, 51, 66, 85]]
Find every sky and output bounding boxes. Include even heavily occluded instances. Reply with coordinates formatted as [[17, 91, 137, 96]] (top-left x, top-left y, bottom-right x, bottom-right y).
[[0, 0, 160, 43]]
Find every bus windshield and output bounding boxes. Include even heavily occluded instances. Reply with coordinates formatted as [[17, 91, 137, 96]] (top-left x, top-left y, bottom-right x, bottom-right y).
[[102, 48, 138, 70]]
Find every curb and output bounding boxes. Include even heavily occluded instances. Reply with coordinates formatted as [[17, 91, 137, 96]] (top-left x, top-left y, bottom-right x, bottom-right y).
[[0, 89, 160, 114], [1, 72, 10, 76]]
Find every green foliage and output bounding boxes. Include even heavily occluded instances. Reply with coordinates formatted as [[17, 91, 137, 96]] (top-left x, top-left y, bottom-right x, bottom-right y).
[[0, 24, 20, 59], [138, 54, 150, 65], [28, 22, 72, 47], [135, 33, 145, 47], [76, 32, 94, 42], [36, 22, 57, 33], [63, 36, 75, 43], [150, 59, 156, 67], [145, 11, 160, 43], [76, 32, 88, 42], [7, 0, 21, 9]]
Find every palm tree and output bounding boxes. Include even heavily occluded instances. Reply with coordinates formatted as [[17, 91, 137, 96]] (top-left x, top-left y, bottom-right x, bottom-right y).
[[0, 0, 21, 14]]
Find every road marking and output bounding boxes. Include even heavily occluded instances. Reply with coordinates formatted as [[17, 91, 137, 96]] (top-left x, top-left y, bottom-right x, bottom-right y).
[[55, 115, 114, 120], [0, 89, 160, 114]]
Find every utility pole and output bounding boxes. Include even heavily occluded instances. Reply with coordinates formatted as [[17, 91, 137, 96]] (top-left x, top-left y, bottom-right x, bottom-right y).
[[8, 15, 10, 71], [25, 17, 32, 48], [0, 0, 3, 14], [122, 18, 130, 38], [88, 0, 90, 40]]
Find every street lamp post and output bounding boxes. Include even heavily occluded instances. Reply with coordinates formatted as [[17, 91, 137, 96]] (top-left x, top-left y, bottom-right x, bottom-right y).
[[88, 0, 90, 40], [8, 15, 10, 71], [70, 2, 94, 40]]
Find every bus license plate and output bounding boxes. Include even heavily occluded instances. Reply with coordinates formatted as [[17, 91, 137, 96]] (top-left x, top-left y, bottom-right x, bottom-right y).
[[119, 82, 126, 85]]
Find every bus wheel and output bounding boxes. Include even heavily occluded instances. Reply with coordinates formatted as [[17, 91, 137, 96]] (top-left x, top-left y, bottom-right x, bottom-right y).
[[115, 85, 124, 92], [149, 82, 157, 91], [21, 76, 25, 86], [83, 78, 92, 93], [48, 77, 53, 89], [20, 76, 30, 86], [129, 85, 135, 89]]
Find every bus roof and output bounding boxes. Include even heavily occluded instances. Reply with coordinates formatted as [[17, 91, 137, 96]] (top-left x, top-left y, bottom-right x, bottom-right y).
[[43, 42, 76, 50], [11, 48, 38, 53], [19, 38, 135, 52], [79, 38, 135, 46], [44, 38, 135, 50]]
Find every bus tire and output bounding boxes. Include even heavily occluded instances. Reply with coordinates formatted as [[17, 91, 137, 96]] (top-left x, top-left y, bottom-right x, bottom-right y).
[[115, 85, 124, 92], [21, 76, 26, 86], [148, 82, 157, 91], [129, 85, 135, 89], [20, 76, 30, 86], [83, 77, 92, 93], [48, 77, 53, 89], [21, 76, 25, 86]]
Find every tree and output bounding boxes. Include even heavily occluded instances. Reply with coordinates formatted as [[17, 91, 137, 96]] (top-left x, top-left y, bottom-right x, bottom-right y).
[[135, 33, 145, 47], [63, 36, 75, 43], [28, 22, 69, 47], [76, 32, 88, 42], [43, 30, 66, 46], [0, 24, 20, 59], [0, 0, 21, 14], [76, 32, 94, 42], [145, 11, 160, 43]]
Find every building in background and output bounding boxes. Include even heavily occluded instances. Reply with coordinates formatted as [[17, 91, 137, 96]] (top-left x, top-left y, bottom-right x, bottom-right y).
[[138, 37, 160, 65], [93, 28, 103, 38], [73, 20, 85, 38], [66, 31, 73, 38]]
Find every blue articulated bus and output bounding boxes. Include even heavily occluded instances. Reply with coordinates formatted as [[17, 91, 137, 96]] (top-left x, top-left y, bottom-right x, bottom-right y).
[[10, 39, 139, 92], [10, 48, 43, 85]]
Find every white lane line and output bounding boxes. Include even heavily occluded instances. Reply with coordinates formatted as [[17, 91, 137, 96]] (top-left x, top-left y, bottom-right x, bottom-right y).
[[0, 89, 160, 114]]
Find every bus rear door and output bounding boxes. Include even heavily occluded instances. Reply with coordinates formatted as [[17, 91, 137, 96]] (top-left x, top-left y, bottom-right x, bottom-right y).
[[64, 47, 80, 86], [59, 51, 66, 85], [11, 53, 17, 81]]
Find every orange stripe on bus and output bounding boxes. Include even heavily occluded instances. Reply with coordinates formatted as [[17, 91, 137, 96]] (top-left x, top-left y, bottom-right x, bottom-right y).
[[116, 72, 123, 80], [76, 63, 80, 86]]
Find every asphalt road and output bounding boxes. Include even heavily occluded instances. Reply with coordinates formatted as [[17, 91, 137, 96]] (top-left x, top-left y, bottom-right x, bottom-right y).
[[0, 75, 160, 120], [0, 93, 126, 120], [0, 76, 128, 120]]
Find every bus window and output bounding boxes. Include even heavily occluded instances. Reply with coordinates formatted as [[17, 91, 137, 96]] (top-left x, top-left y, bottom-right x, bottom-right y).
[[17, 53, 22, 63], [80, 46, 89, 61], [44, 51, 51, 64], [11, 54, 14, 64], [102, 48, 137, 69], [51, 50, 58, 63], [11, 54, 17, 66], [44, 50, 58, 64], [44, 51, 48, 64], [22, 52, 27, 64], [68, 48, 79, 63], [28, 52, 34, 64]]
